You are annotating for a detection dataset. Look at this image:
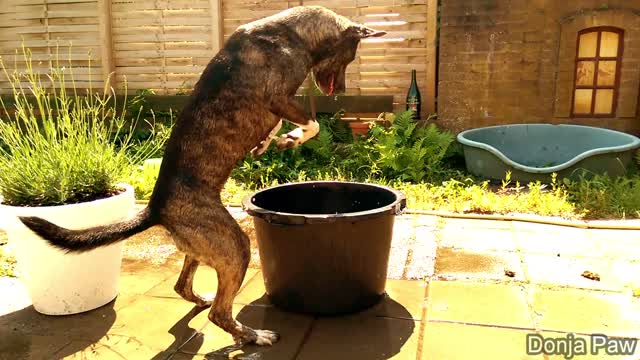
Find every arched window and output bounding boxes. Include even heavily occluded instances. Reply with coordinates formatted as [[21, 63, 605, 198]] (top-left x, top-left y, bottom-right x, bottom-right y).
[[571, 27, 624, 117]]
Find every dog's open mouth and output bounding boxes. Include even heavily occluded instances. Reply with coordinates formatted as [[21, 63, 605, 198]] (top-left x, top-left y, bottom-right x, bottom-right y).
[[326, 75, 335, 95], [317, 73, 336, 96]]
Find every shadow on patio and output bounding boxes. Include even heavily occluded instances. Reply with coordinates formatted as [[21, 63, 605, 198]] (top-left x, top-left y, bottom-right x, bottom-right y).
[[0, 301, 116, 358]]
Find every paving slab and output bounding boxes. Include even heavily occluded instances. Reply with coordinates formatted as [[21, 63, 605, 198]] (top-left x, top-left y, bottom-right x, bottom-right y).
[[521, 254, 632, 292], [296, 316, 419, 360], [106, 296, 208, 354], [514, 228, 599, 258], [0, 333, 72, 360], [387, 218, 413, 280], [426, 281, 534, 329], [168, 353, 206, 360], [421, 322, 543, 360], [178, 304, 313, 359], [146, 266, 259, 301], [512, 221, 583, 234], [0, 299, 129, 360], [0, 300, 118, 341], [376, 279, 428, 321], [339, 278, 427, 321], [605, 260, 640, 291], [388, 215, 440, 280], [433, 247, 526, 282], [405, 214, 440, 228], [588, 228, 640, 241], [399, 226, 437, 280], [437, 227, 517, 252], [529, 286, 640, 338], [119, 259, 180, 297], [53, 334, 163, 360], [0, 277, 31, 316], [588, 229, 640, 261], [4, 212, 640, 360], [232, 271, 271, 307], [118, 260, 184, 310], [440, 217, 513, 230]]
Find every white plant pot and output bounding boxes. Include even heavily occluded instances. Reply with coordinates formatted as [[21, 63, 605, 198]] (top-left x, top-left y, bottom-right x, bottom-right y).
[[0, 184, 135, 315]]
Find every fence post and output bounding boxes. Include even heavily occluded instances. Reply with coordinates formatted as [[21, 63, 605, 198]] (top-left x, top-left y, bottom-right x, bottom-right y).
[[425, 0, 438, 115], [97, 0, 115, 89], [210, 0, 224, 53]]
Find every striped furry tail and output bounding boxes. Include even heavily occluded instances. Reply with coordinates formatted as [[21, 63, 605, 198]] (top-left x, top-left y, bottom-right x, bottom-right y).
[[18, 207, 156, 253]]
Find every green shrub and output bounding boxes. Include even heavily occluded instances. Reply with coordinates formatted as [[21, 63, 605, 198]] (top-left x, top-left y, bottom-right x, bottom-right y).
[[126, 162, 160, 201], [126, 161, 255, 205], [0, 47, 169, 206], [231, 112, 353, 188], [563, 174, 640, 219], [385, 172, 577, 218], [118, 89, 175, 159], [117, 103, 640, 220], [0, 246, 16, 278], [230, 110, 461, 187]]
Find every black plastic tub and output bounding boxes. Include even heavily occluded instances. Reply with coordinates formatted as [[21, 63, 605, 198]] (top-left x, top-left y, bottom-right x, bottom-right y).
[[242, 181, 406, 316]]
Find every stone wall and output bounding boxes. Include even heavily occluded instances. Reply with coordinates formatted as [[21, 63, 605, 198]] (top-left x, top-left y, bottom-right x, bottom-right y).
[[438, 0, 640, 134]]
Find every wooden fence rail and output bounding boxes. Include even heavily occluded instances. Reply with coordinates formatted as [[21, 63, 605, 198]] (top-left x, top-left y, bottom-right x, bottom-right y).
[[0, 0, 436, 116], [0, 94, 394, 126]]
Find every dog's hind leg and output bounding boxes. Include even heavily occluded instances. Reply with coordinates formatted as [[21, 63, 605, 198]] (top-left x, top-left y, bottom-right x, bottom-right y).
[[209, 264, 279, 346], [204, 214, 279, 346], [164, 199, 279, 346], [173, 254, 214, 307]]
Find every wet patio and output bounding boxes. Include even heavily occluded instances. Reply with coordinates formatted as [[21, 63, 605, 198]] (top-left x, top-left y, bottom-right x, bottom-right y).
[[1, 208, 639, 359]]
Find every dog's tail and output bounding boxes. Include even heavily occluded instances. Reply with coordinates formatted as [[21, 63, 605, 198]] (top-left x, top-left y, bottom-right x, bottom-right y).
[[18, 207, 157, 253]]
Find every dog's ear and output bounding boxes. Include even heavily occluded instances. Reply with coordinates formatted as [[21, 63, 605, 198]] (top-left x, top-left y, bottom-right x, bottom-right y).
[[347, 24, 387, 39]]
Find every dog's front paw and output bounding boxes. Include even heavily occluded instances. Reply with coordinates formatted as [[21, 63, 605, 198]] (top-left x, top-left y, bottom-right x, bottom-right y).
[[250, 140, 270, 158], [276, 128, 303, 150]]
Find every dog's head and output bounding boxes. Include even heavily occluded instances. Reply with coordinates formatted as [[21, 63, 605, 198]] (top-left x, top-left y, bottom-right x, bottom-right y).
[[312, 24, 385, 95]]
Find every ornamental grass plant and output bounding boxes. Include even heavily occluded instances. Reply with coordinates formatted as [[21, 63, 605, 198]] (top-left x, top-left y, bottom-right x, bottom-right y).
[[0, 46, 168, 207]]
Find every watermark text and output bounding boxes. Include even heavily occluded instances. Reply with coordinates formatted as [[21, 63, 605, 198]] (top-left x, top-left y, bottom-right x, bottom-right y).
[[526, 333, 637, 359]]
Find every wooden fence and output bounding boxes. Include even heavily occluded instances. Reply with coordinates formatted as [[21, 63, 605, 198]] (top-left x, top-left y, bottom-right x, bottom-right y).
[[0, 0, 437, 114]]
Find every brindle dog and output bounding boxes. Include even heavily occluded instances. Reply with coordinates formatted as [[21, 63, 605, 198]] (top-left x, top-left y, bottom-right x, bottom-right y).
[[18, 6, 385, 346]]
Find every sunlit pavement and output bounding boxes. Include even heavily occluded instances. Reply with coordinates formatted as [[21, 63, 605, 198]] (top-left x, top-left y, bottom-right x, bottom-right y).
[[1, 208, 639, 359]]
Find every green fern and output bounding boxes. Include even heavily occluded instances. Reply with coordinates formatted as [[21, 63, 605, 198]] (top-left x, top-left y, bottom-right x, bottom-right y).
[[230, 110, 457, 186], [318, 111, 352, 144], [365, 111, 455, 183], [304, 126, 334, 161]]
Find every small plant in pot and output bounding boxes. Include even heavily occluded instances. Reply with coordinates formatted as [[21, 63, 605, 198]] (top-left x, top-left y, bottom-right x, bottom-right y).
[[0, 48, 169, 315]]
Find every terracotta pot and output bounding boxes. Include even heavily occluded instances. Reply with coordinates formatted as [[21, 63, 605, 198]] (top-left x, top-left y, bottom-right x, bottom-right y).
[[349, 121, 370, 136]]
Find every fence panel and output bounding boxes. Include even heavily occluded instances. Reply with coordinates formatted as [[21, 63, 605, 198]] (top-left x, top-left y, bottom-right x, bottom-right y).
[[0, 0, 104, 92], [0, 0, 436, 114]]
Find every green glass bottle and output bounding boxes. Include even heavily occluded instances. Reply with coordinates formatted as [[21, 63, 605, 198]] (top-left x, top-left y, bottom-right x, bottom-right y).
[[405, 69, 421, 120]]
